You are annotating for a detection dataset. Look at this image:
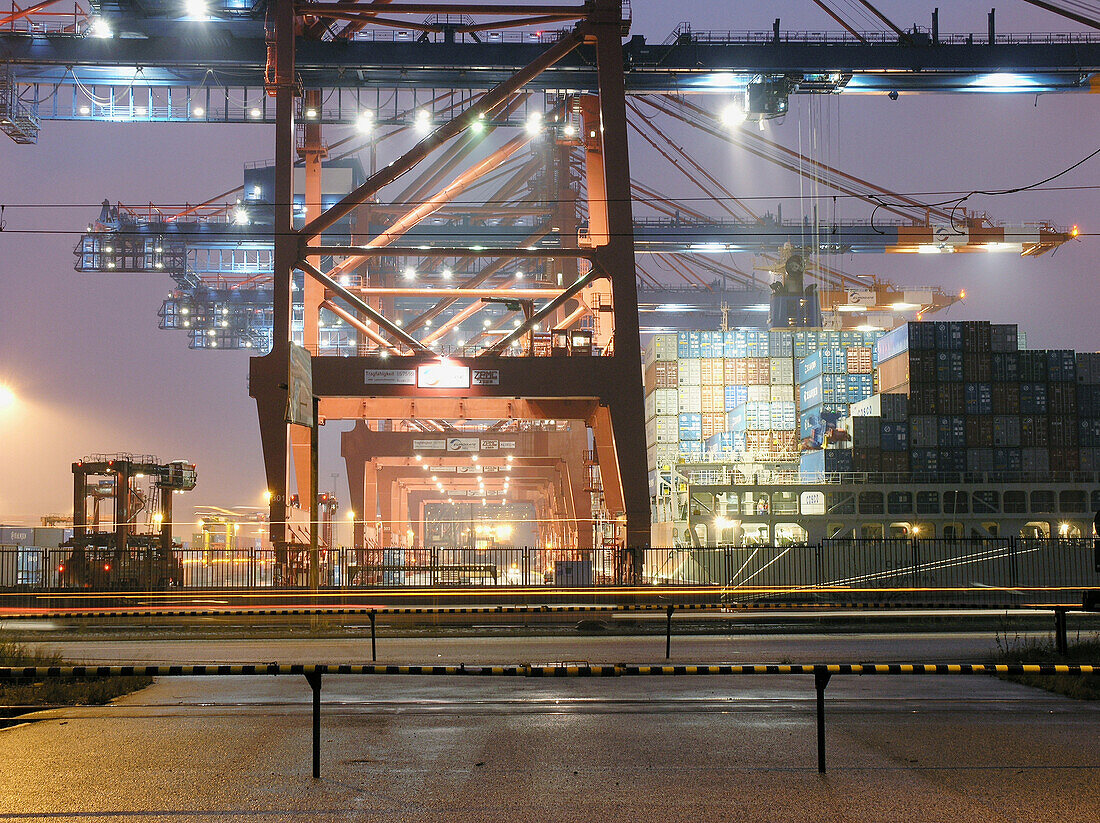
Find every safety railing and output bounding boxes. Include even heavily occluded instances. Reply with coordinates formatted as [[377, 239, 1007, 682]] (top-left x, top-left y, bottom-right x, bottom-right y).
[[2, 661, 1095, 777], [0, 539, 1096, 600]]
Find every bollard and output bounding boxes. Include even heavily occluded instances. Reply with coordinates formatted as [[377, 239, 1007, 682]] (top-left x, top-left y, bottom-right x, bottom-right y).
[[1054, 608, 1069, 657], [814, 667, 831, 774], [370, 610, 377, 662], [304, 671, 322, 779], [665, 605, 674, 659]]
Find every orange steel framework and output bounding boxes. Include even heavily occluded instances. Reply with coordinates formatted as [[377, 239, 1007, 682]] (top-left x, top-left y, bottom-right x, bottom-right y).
[[249, 0, 649, 579]]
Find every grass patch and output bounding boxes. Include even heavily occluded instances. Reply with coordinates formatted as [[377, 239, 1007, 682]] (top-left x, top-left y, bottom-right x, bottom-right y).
[[0, 637, 152, 709], [991, 631, 1100, 701]]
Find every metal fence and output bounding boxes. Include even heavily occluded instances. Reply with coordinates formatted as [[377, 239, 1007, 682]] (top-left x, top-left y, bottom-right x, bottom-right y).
[[0, 538, 1095, 603]]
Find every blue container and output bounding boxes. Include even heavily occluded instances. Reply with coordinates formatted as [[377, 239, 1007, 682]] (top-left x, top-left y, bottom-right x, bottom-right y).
[[677, 331, 691, 359], [875, 324, 911, 364], [678, 412, 702, 441], [727, 405, 748, 432], [800, 449, 853, 474], [964, 383, 993, 415], [724, 384, 749, 411], [992, 447, 1023, 472], [799, 351, 823, 384], [937, 416, 966, 447], [847, 374, 873, 403], [938, 448, 967, 472], [911, 448, 939, 473], [705, 432, 733, 454], [880, 422, 909, 452], [935, 350, 965, 382], [769, 331, 793, 357], [799, 377, 824, 410], [1019, 383, 1048, 415], [821, 347, 848, 374]]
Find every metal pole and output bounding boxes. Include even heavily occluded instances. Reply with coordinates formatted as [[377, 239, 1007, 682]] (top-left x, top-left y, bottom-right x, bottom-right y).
[[665, 605, 674, 659], [305, 671, 322, 779], [310, 396, 320, 620], [370, 610, 377, 661], [1055, 608, 1068, 656], [814, 667, 831, 774]]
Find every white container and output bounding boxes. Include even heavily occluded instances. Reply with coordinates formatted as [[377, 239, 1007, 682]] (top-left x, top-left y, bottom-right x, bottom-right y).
[[677, 358, 701, 386], [677, 386, 702, 413], [645, 333, 678, 365]]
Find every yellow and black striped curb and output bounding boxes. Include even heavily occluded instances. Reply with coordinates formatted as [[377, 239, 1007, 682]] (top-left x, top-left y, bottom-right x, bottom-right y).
[[0, 662, 1096, 679], [0, 602, 1044, 620]]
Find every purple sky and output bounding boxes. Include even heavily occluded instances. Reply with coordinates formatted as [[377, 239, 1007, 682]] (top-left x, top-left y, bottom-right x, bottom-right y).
[[1, 1, 1097, 534]]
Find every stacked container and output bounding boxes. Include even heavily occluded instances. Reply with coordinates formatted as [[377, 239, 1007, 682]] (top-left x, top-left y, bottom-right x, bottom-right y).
[[869, 320, 1083, 475]]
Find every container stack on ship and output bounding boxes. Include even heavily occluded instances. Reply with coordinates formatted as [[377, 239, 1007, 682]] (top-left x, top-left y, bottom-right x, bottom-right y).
[[647, 318, 1098, 550]]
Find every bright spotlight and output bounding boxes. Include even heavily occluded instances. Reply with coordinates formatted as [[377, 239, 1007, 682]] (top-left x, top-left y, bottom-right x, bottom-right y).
[[249, 107, 262, 119], [525, 110, 543, 135], [185, 0, 207, 18], [89, 17, 112, 38], [404, 267, 416, 280], [720, 103, 746, 127], [415, 110, 431, 133], [562, 123, 576, 137], [357, 111, 374, 133], [233, 207, 250, 225], [192, 106, 205, 118], [0, 384, 16, 412]]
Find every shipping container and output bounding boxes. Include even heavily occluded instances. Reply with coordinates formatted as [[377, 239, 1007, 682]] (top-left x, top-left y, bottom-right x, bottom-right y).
[[910, 447, 939, 473], [747, 384, 771, 403], [0, 527, 34, 546], [1078, 418, 1100, 448], [964, 383, 993, 415], [1019, 383, 1048, 415], [962, 353, 993, 383], [991, 352, 1019, 383], [798, 351, 823, 384], [965, 415, 994, 447], [936, 416, 966, 448], [1080, 446, 1100, 472], [647, 443, 680, 469], [701, 413, 726, 439], [935, 350, 965, 382], [992, 382, 1021, 415], [703, 432, 734, 456], [962, 321, 992, 353], [645, 333, 678, 365], [1048, 382, 1077, 416], [643, 360, 678, 394], [724, 358, 747, 386], [769, 331, 793, 358], [1076, 352, 1100, 385], [724, 384, 748, 411], [880, 421, 909, 452], [853, 446, 882, 472], [846, 373, 874, 403], [1021, 447, 1050, 473], [990, 324, 1019, 353], [1018, 351, 1048, 382], [966, 448, 995, 473], [1047, 350, 1077, 382], [746, 358, 770, 385], [993, 447, 1023, 473], [909, 415, 938, 447], [1048, 416, 1077, 447], [993, 415, 1021, 447], [938, 448, 967, 473], [677, 357, 701, 386], [700, 357, 724, 385], [1049, 447, 1080, 471], [701, 384, 725, 413], [881, 451, 910, 474], [769, 384, 795, 403], [800, 448, 853, 475], [936, 383, 966, 415], [877, 355, 910, 394], [769, 358, 794, 385], [677, 385, 702, 414], [846, 347, 873, 374], [908, 383, 937, 415], [678, 412, 703, 441], [770, 401, 798, 431], [1020, 415, 1049, 447], [934, 321, 964, 351], [646, 415, 680, 445]]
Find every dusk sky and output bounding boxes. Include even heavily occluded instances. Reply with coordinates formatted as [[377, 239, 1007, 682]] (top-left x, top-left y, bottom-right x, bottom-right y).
[[1, 0, 1097, 536]]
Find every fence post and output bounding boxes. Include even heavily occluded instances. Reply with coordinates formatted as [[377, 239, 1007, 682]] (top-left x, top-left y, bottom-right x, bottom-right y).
[[304, 670, 322, 779], [814, 666, 831, 774], [369, 610, 377, 661], [665, 605, 674, 659]]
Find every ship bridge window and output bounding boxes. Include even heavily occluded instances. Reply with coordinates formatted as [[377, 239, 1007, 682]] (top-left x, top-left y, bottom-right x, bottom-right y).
[[1020, 521, 1051, 538], [1059, 490, 1087, 513], [742, 492, 770, 516], [943, 491, 968, 514], [1004, 490, 1027, 513], [887, 491, 913, 515], [858, 491, 884, 514], [716, 492, 739, 519], [973, 490, 1000, 514], [1092, 490, 1100, 511], [826, 492, 855, 515], [1030, 490, 1056, 513], [772, 491, 798, 515], [689, 492, 714, 517], [916, 491, 940, 515], [774, 523, 807, 545]]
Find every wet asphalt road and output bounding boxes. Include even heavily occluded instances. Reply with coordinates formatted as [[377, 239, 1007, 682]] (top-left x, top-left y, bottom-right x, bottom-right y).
[[1, 634, 1099, 822]]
